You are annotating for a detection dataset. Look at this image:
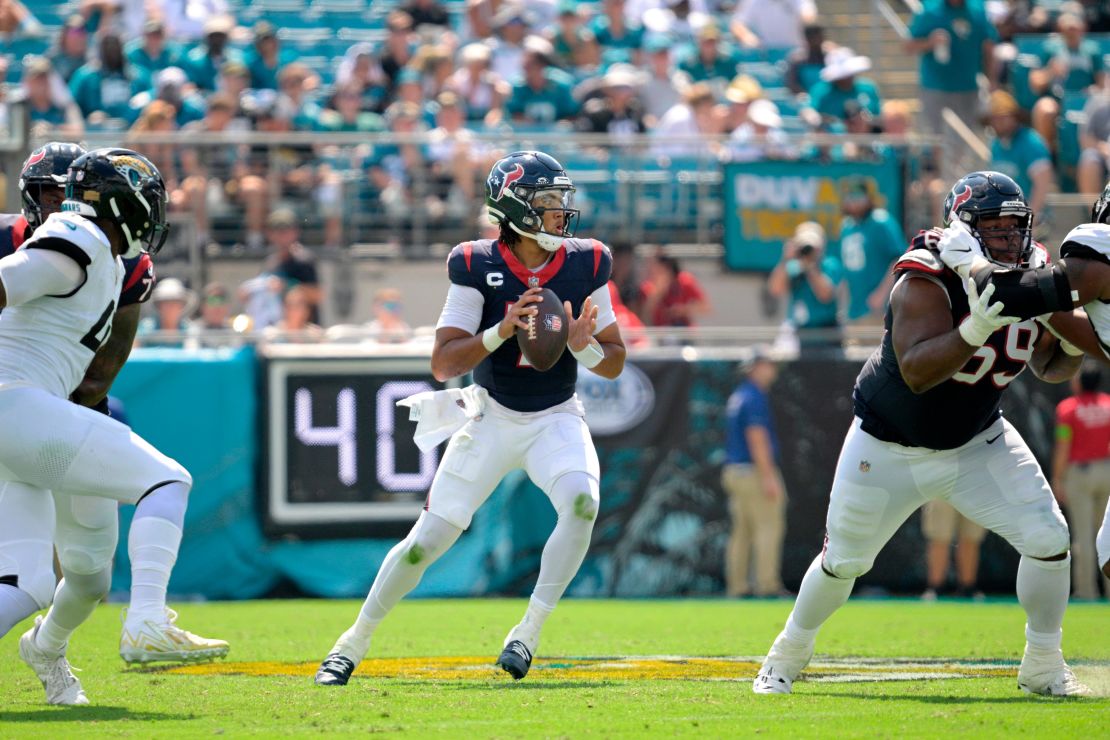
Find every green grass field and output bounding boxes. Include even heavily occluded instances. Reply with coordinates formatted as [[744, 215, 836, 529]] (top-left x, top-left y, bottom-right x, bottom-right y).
[[2, 598, 1107, 737]]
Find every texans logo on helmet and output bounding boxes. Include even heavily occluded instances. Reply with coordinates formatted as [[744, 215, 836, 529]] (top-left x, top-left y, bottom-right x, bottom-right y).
[[21, 149, 46, 174], [497, 164, 525, 201], [948, 185, 973, 223]]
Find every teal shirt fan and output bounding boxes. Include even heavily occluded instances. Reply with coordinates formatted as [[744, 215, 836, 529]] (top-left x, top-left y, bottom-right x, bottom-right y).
[[838, 209, 906, 321]]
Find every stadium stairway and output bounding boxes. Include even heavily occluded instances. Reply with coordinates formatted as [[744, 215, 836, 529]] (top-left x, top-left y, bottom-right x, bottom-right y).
[[819, 0, 920, 103]]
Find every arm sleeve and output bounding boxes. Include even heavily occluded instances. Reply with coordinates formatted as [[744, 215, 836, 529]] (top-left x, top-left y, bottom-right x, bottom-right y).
[[971, 261, 1075, 320], [590, 283, 617, 335], [0, 248, 85, 306], [435, 283, 484, 334]]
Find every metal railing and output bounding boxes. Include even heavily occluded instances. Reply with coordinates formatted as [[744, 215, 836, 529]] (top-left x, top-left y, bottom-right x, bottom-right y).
[[19, 129, 943, 255]]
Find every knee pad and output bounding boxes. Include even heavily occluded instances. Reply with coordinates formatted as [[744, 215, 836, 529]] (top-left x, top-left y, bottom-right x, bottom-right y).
[[57, 538, 116, 577], [821, 551, 873, 580], [59, 568, 112, 602], [548, 472, 600, 523], [136, 479, 191, 523], [1020, 517, 1071, 560], [405, 512, 463, 565]]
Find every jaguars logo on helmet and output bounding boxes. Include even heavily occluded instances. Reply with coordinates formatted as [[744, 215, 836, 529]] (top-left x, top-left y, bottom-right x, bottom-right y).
[[61, 148, 170, 258], [485, 151, 579, 252], [18, 142, 87, 230], [942, 171, 1033, 269]]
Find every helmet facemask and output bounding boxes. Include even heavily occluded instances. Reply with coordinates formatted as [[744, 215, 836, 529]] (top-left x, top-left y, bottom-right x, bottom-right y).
[[507, 186, 580, 252], [20, 179, 65, 230], [972, 209, 1033, 269]]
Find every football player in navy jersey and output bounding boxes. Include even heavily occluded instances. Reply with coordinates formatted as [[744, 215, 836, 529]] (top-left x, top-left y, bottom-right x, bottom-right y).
[[753, 172, 1091, 697], [316, 151, 626, 685], [935, 177, 1110, 607], [0, 145, 226, 694]]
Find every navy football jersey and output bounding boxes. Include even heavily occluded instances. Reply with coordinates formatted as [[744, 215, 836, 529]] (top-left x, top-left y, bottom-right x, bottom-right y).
[[118, 252, 155, 308], [446, 237, 613, 412], [0, 213, 30, 257], [853, 247, 1043, 450]]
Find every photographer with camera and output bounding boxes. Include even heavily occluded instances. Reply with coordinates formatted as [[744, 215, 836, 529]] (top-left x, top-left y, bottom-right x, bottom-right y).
[[767, 221, 844, 351]]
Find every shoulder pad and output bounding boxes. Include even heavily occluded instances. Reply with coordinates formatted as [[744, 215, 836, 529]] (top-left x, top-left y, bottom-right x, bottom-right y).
[[1060, 223, 1110, 262], [894, 248, 945, 276], [23, 212, 109, 266]]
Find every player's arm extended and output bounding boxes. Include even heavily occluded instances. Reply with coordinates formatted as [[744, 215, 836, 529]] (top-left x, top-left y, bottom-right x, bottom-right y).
[[70, 302, 141, 407], [431, 287, 543, 382], [1026, 323, 1083, 383], [890, 276, 982, 394], [1038, 308, 1110, 366]]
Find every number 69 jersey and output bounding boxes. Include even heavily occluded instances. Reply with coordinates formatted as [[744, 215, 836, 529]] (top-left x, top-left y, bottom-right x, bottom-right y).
[[0, 212, 123, 399], [852, 247, 1043, 450]]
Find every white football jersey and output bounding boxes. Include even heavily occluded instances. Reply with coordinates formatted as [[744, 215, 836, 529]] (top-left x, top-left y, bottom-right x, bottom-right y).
[[1062, 222, 1110, 360], [0, 212, 123, 398]]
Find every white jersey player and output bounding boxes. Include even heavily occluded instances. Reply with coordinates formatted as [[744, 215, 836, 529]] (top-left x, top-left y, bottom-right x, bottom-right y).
[[0, 149, 217, 706], [0, 143, 227, 675]]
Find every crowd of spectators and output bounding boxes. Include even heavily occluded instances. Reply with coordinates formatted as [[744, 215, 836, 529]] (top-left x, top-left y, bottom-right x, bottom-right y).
[[3, 0, 1110, 335]]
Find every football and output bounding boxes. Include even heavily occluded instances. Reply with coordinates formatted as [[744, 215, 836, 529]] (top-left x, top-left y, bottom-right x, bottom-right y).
[[515, 287, 569, 371]]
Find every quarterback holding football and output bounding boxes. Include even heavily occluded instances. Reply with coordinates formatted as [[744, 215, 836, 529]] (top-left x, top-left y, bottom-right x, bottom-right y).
[[316, 150, 626, 685]]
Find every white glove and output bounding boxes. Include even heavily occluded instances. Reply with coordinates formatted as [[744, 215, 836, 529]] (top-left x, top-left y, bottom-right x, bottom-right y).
[[1035, 315, 1084, 356], [958, 278, 1020, 346], [937, 221, 992, 279]]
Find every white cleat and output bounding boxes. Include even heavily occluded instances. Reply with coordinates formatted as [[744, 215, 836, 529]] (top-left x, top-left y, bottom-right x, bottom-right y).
[[18, 616, 89, 705], [752, 631, 815, 695], [120, 608, 229, 664], [1018, 647, 1092, 697]]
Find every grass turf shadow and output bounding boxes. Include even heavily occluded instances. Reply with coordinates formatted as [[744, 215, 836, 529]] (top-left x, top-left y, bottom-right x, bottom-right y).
[[0, 707, 198, 722]]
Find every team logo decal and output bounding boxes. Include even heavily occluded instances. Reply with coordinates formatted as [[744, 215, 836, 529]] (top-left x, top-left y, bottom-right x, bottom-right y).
[[111, 155, 154, 191], [544, 315, 562, 332], [859, 460, 871, 473], [22, 148, 46, 174], [528, 276, 540, 288], [948, 185, 973, 223], [495, 164, 525, 201]]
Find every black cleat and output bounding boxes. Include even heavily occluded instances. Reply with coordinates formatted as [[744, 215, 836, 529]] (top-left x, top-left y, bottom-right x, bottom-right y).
[[496, 640, 533, 680], [315, 653, 356, 686]]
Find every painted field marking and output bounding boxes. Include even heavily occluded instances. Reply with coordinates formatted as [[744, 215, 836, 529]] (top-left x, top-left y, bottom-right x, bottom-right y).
[[160, 655, 1020, 683]]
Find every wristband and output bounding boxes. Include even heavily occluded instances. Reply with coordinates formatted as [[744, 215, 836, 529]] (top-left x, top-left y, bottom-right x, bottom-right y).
[[571, 339, 605, 368], [482, 324, 506, 352]]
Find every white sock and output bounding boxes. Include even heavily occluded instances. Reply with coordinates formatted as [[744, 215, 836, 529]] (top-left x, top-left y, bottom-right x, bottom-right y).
[[127, 517, 182, 621], [339, 513, 461, 662], [0, 584, 39, 640], [35, 570, 111, 654], [1016, 554, 1069, 641], [786, 555, 855, 636], [506, 596, 555, 653], [506, 507, 594, 654]]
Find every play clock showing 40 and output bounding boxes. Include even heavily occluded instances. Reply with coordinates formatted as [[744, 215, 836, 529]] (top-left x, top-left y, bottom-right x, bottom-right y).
[[261, 353, 456, 536]]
